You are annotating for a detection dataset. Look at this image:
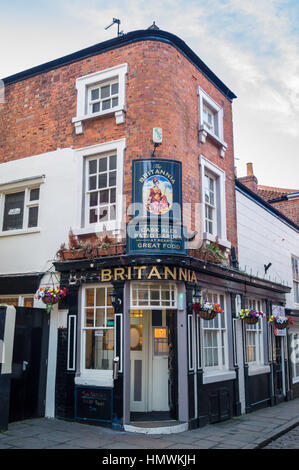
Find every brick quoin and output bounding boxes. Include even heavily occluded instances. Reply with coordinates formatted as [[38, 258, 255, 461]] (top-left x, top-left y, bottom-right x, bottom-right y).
[[0, 39, 237, 249]]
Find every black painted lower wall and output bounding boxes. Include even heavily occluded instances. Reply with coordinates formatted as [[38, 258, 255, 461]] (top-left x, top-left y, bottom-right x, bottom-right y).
[[197, 377, 236, 426], [245, 372, 271, 412], [0, 374, 11, 431], [55, 328, 75, 420]]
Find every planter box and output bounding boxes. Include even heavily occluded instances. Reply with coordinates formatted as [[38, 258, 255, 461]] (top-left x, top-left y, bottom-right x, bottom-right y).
[[243, 317, 259, 325], [198, 310, 218, 321], [62, 250, 85, 260]]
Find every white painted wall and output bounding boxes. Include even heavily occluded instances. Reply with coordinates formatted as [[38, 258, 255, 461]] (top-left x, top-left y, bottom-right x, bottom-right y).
[[236, 188, 299, 311], [0, 148, 82, 275]]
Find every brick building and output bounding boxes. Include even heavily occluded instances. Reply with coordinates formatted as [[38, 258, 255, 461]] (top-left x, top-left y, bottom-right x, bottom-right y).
[[0, 26, 292, 432]]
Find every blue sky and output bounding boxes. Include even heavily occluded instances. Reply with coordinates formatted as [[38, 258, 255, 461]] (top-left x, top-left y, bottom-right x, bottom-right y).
[[1, 0, 298, 188]]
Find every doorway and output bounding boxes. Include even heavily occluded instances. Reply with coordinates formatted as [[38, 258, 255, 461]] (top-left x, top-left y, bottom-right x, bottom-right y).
[[9, 307, 49, 423], [130, 309, 176, 421], [273, 335, 286, 404]]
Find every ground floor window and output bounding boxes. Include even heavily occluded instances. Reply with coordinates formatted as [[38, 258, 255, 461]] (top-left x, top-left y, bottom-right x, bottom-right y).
[[0, 295, 34, 307], [200, 290, 227, 371], [245, 298, 264, 366], [82, 285, 114, 371], [130, 282, 177, 309], [290, 332, 299, 382]]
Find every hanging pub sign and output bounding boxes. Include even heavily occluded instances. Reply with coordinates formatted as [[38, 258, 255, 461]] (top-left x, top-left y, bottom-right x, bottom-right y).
[[127, 159, 187, 255]]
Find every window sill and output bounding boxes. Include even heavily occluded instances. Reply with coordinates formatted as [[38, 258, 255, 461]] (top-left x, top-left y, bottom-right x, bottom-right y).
[[248, 365, 270, 376], [73, 222, 121, 237], [72, 106, 125, 134], [75, 373, 113, 388], [199, 125, 227, 158], [202, 232, 231, 249], [202, 370, 236, 384], [0, 228, 40, 238]]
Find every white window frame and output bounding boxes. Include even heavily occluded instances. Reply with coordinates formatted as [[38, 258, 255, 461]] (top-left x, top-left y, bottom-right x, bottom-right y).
[[77, 284, 115, 387], [200, 290, 228, 375], [130, 282, 177, 310], [292, 256, 299, 305], [244, 298, 265, 370], [72, 63, 128, 134], [197, 85, 227, 158], [199, 155, 230, 248], [0, 175, 44, 237], [74, 139, 125, 235], [0, 294, 35, 307], [290, 332, 299, 383]]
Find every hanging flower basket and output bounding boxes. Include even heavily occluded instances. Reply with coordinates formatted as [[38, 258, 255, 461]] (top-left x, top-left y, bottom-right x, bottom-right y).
[[35, 286, 67, 313], [239, 309, 264, 325], [269, 315, 293, 330], [193, 301, 223, 321]]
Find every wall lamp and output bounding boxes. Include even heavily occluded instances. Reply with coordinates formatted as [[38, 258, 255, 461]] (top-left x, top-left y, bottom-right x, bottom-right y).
[[109, 289, 122, 309]]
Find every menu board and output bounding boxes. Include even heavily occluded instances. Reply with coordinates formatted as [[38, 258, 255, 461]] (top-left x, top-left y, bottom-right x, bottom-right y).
[[75, 386, 113, 422]]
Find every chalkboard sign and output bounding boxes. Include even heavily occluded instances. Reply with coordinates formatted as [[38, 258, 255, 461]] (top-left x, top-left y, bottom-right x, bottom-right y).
[[75, 386, 113, 422]]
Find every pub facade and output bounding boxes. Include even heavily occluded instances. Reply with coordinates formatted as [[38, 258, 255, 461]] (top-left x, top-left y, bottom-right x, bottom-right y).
[[0, 26, 291, 432]]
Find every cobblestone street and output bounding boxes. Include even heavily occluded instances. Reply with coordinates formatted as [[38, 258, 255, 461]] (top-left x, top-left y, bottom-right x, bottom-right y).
[[264, 425, 299, 449]]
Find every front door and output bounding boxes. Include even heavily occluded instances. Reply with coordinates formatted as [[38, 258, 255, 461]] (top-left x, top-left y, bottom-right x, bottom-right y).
[[273, 336, 286, 404], [130, 310, 170, 417], [9, 307, 49, 422]]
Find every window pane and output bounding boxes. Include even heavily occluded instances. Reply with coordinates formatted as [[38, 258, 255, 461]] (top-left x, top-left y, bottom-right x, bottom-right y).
[[28, 206, 38, 228], [3, 191, 25, 231], [95, 308, 105, 327], [109, 155, 117, 170], [111, 83, 119, 95], [99, 190, 109, 205], [112, 97, 118, 107], [110, 205, 116, 220], [102, 99, 111, 110], [85, 289, 94, 307], [89, 192, 98, 207], [101, 85, 110, 99], [91, 88, 99, 101], [99, 206, 108, 221], [95, 288, 105, 306], [85, 309, 94, 327], [110, 188, 116, 203], [109, 170, 117, 187], [98, 157, 107, 173], [30, 188, 40, 201], [98, 173, 107, 189], [92, 102, 100, 113], [85, 330, 114, 370], [89, 208, 97, 224], [89, 160, 97, 175], [89, 175, 97, 190]]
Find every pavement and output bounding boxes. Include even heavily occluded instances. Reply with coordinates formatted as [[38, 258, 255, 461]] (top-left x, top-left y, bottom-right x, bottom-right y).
[[1, 398, 299, 449]]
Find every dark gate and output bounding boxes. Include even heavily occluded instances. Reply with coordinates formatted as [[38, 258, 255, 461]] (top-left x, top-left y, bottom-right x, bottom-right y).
[[9, 307, 49, 423], [167, 310, 178, 420]]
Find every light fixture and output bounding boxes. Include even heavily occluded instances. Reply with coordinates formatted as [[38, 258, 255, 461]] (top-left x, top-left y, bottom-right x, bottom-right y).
[[193, 286, 201, 305], [109, 289, 122, 309]]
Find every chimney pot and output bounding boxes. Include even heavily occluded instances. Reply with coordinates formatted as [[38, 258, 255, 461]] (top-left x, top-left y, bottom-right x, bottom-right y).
[[247, 162, 254, 176]]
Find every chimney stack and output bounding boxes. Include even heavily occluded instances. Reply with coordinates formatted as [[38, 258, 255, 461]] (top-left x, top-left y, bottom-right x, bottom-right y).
[[238, 162, 258, 193]]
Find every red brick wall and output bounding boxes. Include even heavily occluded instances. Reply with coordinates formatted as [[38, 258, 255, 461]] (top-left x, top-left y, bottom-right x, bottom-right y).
[[0, 40, 237, 248], [271, 199, 299, 226]]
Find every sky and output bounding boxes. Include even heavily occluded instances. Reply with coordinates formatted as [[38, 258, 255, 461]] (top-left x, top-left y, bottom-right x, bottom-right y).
[[0, 0, 298, 189]]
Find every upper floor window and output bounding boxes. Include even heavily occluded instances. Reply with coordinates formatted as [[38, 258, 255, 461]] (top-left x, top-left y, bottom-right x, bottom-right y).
[[292, 256, 299, 304], [204, 172, 217, 235], [0, 175, 44, 236], [72, 63, 128, 134], [199, 155, 230, 249], [74, 139, 125, 235], [198, 86, 227, 158], [87, 153, 117, 225]]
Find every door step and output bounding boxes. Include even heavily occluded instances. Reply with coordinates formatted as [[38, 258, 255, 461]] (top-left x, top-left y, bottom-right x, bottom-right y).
[[124, 420, 188, 434]]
